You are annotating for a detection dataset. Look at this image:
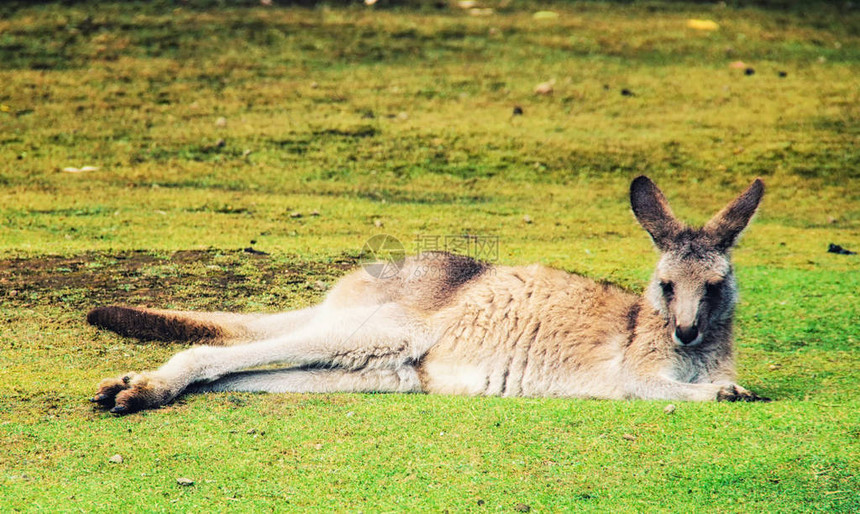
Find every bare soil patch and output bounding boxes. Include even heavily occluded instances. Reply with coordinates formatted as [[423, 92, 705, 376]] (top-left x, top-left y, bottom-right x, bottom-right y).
[[0, 250, 358, 310]]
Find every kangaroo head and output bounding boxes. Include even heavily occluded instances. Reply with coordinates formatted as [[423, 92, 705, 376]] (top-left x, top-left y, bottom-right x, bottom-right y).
[[630, 176, 764, 347]]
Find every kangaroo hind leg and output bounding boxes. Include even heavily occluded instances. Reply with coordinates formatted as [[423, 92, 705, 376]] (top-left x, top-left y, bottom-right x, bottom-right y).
[[92, 302, 425, 413], [192, 366, 422, 394]]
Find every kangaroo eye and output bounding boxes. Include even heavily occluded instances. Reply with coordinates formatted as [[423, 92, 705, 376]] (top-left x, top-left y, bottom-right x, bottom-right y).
[[705, 281, 723, 300], [660, 281, 674, 298]]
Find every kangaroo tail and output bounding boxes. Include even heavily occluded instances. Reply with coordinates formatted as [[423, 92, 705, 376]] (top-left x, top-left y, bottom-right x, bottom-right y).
[[87, 306, 269, 345]]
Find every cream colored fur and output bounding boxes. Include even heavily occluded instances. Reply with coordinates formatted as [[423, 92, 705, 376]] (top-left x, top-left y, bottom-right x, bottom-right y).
[[90, 176, 769, 413]]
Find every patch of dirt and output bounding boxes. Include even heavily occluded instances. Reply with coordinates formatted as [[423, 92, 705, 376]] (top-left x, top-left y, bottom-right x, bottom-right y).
[[0, 250, 358, 311]]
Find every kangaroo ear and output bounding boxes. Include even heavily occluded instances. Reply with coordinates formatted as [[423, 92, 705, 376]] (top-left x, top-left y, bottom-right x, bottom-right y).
[[703, 178, 764, 251], [630, 176, 684, 251]]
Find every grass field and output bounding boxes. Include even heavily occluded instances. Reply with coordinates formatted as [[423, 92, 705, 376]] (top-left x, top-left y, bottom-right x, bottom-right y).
[[0, 1, 858, 511]]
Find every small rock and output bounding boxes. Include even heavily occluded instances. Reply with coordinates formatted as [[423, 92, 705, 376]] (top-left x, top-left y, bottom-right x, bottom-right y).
[[313, 280, 328, 291], [310, 81, 319, 89], [247, 428, 257, 435], [214, 139, 226, 148], [534, 80, 555, 95], [314, 443, 323, 450], [622, 433, 636, 441], [8, 290, 18, 297], [397, 111, 409, 120], [242, 149, 252, 158], [176, 477, 194, 486], [522, 215, 533, 224], [373, 219, 384, 228], [109, 454, 123, 464], [621, 88, 635, 97], [514, 503, 531, 512], [664, 404, 676, 415], [215, 117, 227, 127], [769, 364, 782, 371], [310, 209, 320, 217], [477, 499, 485, 506], [827, 216, 837, 224], [290, 211, 302, 218], [346, 411, 355, 417], [744, 67, 755, 76], [512, 105, 523, 116], [778, 71, 788, 78]]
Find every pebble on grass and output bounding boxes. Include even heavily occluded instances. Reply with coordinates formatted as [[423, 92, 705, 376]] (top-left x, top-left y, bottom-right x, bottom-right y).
[[664, 404, 676, 414], [176, 477, 194, 486], [109, 454, 123, 464], [534, 80, 554, 95]]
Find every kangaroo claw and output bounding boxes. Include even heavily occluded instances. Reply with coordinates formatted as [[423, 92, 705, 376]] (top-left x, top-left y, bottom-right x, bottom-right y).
[[717, 385, 771, 403]]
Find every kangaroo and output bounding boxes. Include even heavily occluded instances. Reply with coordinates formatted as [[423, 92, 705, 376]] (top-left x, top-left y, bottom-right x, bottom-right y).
[[89, 176, 769, 414]]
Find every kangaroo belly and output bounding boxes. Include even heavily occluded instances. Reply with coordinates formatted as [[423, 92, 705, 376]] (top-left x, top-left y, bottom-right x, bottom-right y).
[[417, 265, 636, 399], [417, 331, 630, 399]]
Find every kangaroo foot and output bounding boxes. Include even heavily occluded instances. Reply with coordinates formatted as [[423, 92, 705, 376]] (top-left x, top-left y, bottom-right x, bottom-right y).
[[716, 384, 771, 403], [91, 372, 173, 414]]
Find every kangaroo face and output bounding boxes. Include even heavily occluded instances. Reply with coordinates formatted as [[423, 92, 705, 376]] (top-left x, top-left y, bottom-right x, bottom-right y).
[[630, 175, 764, 348], [648, 240, 737, 347]]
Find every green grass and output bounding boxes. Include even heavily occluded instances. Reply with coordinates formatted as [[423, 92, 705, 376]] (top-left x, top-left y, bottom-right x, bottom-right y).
[[0, 1, 858, 511]]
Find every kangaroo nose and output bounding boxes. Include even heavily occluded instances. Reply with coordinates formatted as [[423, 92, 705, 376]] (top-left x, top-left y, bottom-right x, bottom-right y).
[[675, 325, 699, 345]]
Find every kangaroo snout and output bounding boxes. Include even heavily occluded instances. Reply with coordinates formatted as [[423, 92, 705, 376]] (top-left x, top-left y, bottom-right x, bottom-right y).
[[674, 324, 700, 346]]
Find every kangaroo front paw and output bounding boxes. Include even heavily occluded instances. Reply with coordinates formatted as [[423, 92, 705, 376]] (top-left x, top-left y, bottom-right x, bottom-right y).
[[91, 372, 173, 414], [716, 384, 771, 403]]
